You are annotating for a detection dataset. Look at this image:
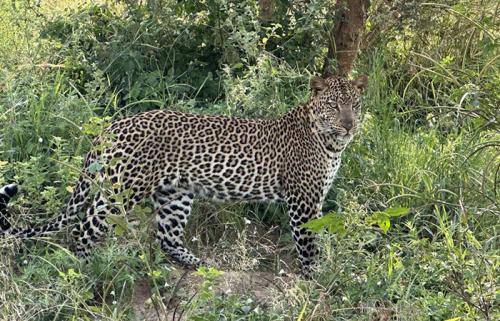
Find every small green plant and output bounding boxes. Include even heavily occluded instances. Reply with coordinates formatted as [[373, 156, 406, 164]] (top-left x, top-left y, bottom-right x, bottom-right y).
[[301, 212, 345, 234], [302, 207, 409, 235], [192, 266, 225, 300], [365, 207, 410, 233]]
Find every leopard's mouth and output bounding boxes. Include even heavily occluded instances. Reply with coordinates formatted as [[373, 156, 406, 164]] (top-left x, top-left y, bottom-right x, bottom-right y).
[[316, 121, 356, 140], [335, 128, 357, 142], [332, 127, 349, 137], [338, 132, 352, 140], [327, 128, 349, 138]]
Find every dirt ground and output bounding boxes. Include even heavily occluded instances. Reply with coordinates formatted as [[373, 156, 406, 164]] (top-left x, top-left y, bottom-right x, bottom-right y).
[[130, 270, 294, 321]]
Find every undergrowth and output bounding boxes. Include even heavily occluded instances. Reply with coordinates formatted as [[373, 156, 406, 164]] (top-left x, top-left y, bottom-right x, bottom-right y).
[[0, 1, 498, 320]]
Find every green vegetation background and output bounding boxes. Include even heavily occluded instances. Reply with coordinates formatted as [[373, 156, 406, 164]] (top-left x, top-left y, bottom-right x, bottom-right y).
[[0, 1, 498, 320]]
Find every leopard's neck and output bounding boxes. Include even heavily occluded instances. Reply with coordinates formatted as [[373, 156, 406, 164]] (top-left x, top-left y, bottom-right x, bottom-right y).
[[278, 103, 352, 157]]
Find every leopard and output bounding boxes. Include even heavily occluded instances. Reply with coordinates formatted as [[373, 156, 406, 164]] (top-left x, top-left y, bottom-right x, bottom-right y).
[[0, 75, 368, 275]]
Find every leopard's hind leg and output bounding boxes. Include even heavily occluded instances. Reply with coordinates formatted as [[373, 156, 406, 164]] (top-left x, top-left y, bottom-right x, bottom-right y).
[[71, 184, 145, 258], [152, 186, 201, 268], [71, 191, 112, 259]]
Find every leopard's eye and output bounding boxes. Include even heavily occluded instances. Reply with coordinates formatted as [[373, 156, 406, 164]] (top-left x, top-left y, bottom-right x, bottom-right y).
[[327, 99, 338, 110]]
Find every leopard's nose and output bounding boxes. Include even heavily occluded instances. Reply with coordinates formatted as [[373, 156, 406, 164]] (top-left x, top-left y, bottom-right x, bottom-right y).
[[342, 119, 353, 131]]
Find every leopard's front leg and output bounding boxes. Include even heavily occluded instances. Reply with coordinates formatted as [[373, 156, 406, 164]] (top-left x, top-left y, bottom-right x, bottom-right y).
[[286, 193, 322, 277]]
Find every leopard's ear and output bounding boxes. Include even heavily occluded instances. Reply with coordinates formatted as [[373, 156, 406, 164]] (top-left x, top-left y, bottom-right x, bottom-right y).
[[351, 75, 368, 93], [310, 76, 328, 95]]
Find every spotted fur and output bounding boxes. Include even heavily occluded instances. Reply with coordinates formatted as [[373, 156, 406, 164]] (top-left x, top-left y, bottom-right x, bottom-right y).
[[0, 184, 18, 233], [1, 75, 368, 274]]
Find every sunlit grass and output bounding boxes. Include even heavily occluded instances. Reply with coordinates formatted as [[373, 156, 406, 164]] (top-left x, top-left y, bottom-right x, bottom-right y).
[[0, 0, 498, 320]]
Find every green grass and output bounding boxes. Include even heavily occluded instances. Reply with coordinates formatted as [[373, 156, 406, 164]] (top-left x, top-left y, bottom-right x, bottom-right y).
[[0, 1, 498, 320]]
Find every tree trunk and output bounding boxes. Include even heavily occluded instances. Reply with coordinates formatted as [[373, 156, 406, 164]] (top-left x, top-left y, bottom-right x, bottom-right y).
[[323, 0, 370, 76], [259, 0, 274, 23]]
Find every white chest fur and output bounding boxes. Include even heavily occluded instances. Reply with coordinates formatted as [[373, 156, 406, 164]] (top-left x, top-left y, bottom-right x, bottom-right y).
[[321, 154, 342, 203]]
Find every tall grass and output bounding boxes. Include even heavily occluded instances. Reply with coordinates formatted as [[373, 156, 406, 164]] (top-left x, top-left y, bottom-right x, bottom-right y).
[[0, 0, 498, 320]]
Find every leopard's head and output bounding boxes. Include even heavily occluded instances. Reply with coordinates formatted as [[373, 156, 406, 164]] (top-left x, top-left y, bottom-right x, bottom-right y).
[[309, 75, 368, 140]]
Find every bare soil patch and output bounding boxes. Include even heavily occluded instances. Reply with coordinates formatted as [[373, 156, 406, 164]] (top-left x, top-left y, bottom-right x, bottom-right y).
[[130, 270, 294, 321]]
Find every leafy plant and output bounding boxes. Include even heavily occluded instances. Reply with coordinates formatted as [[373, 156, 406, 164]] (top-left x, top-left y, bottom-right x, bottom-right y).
[[0, 0, 498, 320], [365, 207, 410, 233], [301, 212, 345, 234]]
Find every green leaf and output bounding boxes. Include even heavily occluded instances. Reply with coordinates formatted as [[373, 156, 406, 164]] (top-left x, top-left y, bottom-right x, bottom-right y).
[[422, 174, 433, 192], [384, 207, 410, 217], [88, 306, 101, 313], [67, 268, 80, 279], [149, 270, 162, 278], [232, 62, 244, 69], [378, 215, 391, 233], [366, 212, 391, 233], [87, 160, 103, 174], [301, 213, 345, 234], [366, 207, 410, 233], [194, 266, 223, 277], [106, 214, 128, 236]]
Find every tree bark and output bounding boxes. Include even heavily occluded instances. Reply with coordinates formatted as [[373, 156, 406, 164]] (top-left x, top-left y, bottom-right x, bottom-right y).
[[323, 0, 370, 76], [259, 0, 274, 23]]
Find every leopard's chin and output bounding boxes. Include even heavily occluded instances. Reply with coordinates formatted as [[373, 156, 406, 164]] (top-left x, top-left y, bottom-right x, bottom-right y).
[[336, 132, 354, 143]]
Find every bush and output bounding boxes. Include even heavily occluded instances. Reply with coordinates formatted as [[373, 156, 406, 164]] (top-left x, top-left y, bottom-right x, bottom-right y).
[[0, 1, 497, 320]]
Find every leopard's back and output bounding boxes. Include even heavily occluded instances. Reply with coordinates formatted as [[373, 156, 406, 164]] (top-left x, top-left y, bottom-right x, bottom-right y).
[[100, 110, 289, 202]]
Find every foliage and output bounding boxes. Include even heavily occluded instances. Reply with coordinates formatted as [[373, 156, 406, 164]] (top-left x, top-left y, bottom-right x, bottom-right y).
[[0, 0, 498, 320], [301, 212, 346, 234]]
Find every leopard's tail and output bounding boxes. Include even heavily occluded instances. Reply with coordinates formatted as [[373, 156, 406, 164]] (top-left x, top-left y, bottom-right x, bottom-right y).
[[0, 184, 18, 234], [0, 183, 76, 238]]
